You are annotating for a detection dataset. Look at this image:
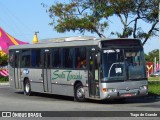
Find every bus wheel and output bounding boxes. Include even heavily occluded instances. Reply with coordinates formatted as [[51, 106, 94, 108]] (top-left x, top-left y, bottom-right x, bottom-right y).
[[24, 79, 31, 96], [74, 83, 85, 102]]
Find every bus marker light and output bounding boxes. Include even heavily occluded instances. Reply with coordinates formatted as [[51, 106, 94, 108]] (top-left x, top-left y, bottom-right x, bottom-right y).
[[106, 88, 117, 92], [45, 49, 49, 52]]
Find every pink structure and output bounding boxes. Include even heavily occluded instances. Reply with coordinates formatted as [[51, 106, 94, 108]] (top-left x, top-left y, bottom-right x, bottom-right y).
[[0, 27, 28, 76], [0, 27, 28, 54], [0, 69, 8, 76]]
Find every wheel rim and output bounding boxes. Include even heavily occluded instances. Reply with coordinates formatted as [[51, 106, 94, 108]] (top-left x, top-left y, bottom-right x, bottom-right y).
[[77, 86, 84, 98], [25, 83, 30, 93]]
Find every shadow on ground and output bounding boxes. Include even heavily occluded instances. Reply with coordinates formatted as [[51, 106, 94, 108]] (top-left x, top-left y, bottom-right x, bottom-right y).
[[15, 91, 160, 104]]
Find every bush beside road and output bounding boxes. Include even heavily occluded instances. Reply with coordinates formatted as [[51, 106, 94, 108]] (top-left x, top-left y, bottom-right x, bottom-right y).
[[0, 76, 8, 83]]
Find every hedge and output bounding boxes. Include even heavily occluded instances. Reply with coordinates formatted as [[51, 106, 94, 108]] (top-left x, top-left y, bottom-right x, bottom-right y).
[[0, 76, 9, 82]]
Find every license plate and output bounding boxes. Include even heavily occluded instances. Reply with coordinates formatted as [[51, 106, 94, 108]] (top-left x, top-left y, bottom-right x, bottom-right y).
[[121, 93, 133, 97]]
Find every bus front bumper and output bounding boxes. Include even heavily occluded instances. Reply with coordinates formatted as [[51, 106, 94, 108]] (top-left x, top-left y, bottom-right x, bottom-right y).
[[100, 89, 148, 100]]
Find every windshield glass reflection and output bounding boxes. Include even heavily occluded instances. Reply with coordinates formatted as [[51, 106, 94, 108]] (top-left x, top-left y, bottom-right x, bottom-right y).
[[101, 48, 146, 81]]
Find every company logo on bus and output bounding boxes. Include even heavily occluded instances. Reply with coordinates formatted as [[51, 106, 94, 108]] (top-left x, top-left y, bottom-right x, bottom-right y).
[[126, 87, 130, 91], [23, 69, 29, 75], [52, 70, 82, 81]]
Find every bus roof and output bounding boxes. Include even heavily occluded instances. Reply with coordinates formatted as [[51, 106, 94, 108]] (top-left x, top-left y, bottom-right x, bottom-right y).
[[9, 36, 141, 50]]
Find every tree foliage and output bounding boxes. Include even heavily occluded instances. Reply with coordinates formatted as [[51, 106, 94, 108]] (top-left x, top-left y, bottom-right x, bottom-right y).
[[48, 0, 113, 38], [47, 0, 159, 45], [110, 0, 159, 45], [145, 49, 159, 62], [0, 54, 8, 66]]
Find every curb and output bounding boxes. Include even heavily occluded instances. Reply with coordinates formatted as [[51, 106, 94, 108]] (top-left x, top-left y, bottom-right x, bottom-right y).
[[0, 82, 10, 86], [145, 95, 160, 100]]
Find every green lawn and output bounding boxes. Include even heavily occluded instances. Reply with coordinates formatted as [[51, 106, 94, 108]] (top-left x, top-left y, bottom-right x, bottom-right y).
[[148, 77, 160, 81], [148, 81, 160, 96]]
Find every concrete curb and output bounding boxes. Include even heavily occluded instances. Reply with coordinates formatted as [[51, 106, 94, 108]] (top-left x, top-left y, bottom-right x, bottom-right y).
[[145, 95, 160, 100], [0, 82, 9, 86]]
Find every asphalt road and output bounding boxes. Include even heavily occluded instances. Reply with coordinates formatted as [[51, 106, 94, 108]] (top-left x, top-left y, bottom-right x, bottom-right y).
[[0, 85, 160, 120]]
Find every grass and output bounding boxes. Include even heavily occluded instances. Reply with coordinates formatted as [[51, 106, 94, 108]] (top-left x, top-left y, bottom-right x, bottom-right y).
[[148, 77, 160, 81], [148, 81, 160, 96]]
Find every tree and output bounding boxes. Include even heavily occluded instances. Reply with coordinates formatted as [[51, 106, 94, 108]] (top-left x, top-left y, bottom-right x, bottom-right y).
[[0, 54, 8, 66], [110, 0, 159, 45], [48, 0, 113, 38], [145, 49, 159, 62], [47, 0, 159, 45]]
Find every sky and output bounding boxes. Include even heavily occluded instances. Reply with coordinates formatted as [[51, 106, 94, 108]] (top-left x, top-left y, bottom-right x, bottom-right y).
[[0, 0, 159, 54]]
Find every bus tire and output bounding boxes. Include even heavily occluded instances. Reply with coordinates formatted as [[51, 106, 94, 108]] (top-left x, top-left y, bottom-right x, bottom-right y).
[[74, 83, 85, 102], [24, 79, 31, 96]]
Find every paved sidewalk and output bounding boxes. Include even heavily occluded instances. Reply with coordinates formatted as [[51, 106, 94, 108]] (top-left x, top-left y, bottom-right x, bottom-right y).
[[0, 82, 9, 86]]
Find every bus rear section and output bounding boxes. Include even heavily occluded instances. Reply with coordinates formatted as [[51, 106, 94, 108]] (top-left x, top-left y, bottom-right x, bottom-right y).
[[98, 39, 148, 100]]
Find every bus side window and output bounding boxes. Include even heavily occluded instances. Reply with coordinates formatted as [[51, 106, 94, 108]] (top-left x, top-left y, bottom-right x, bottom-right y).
[[31, 49, 41, 68], [52, 49, 61, 68], [9, 51, 14, 67], [15, 55, 18, 68], [21, 50, 31, 68], [75, 47, 86, 69], [62, 48, 74, 68]]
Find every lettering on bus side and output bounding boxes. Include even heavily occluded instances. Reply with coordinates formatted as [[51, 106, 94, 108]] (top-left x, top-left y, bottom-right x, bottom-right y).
[[52, 70, 82, 81]]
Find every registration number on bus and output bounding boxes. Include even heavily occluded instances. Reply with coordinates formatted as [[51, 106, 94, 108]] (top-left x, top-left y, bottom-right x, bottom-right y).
[[120, 93, 134, 97]]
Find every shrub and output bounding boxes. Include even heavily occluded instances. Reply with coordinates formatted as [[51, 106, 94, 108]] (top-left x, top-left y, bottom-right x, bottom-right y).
[[0, 54, 8, 66], [0, 76, 9, 82]]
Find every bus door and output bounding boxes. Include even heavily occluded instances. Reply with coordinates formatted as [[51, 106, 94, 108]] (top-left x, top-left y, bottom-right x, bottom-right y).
[[88, 48, 100, 98], [42, 49, 51, 93], [14, 50, 22, 89]]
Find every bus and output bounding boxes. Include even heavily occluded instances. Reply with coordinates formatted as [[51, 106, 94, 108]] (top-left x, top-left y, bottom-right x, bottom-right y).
[[9, 36, 148, 102]]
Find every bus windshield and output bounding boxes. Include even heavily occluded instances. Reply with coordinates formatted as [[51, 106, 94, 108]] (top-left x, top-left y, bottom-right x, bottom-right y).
[[101, 47, 146, 81]]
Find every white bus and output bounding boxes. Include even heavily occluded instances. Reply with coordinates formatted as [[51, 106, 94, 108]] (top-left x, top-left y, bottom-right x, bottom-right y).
[[9, 36, 148, 102]]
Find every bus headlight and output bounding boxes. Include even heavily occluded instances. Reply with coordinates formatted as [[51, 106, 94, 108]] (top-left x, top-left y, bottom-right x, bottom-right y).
[[140, 85, 147, 90], [103, 88, 117, 92], [109, 88, 117, 92]]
